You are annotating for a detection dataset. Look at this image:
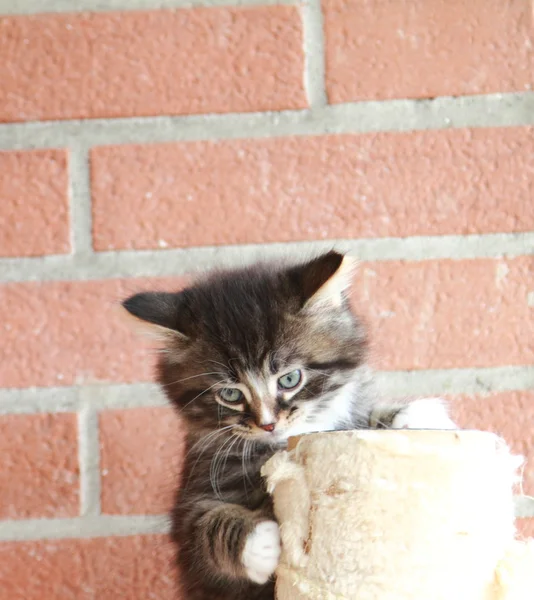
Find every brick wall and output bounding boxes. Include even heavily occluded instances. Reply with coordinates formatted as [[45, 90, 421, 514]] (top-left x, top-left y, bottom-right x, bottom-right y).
[[0, 0, 533, 596]]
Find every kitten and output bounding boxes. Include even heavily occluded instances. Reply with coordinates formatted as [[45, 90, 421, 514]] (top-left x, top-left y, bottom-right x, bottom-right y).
[[122, 251, 455, 600]]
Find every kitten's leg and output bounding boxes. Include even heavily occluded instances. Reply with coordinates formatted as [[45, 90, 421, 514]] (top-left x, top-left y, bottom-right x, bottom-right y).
[[193, 500, 281, 585], [369, 397, 457, 430]]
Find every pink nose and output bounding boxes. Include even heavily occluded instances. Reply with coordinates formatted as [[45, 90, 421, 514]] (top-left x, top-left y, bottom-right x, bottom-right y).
[[259, 423, 276, 433]]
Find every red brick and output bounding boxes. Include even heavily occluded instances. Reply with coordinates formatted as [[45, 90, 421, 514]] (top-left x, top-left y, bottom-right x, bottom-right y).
[[100, 407, 185, 515], [0, 535, 177, 600], [91, 128, 534, 251], [0, 8, 305, 123], [0, 256, 531, 388], [450, 392, 534, 496], [0, 413, 78, 519], [355, 257, 533, 370], [0, 150, 69, 258], [516, 519, 534, 538], [323, 0, 533, 103], [0, 277, 184, 388]]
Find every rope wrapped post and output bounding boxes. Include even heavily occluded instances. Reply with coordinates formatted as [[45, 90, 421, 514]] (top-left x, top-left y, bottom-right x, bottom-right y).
[[262, 430, 534, 600]]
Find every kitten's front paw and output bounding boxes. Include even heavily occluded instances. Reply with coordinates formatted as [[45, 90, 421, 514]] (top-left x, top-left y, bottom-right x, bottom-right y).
[[391, 398, 457, 430], [242, 520, 281, 585]]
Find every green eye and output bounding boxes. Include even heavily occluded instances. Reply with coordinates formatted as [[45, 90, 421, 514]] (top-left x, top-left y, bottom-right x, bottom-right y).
[[218, 388, 244, 403], [278, 369, 302, 390]]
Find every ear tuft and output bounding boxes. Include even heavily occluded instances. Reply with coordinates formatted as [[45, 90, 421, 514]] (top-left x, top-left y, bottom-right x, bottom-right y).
[[121, 291, 189, 338], [289, 251, 356, 309]]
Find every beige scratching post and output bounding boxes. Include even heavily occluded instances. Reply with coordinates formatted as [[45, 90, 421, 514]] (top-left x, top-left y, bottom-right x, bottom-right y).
[[262, 430, 534, 600]]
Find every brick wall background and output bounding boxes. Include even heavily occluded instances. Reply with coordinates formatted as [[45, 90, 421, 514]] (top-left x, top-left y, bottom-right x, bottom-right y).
[[0, 0, 533, 597]]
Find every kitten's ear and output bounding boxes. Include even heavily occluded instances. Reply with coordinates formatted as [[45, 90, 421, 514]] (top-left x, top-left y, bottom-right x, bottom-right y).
[[289, 251, 356, 309], [121, 291, 189, 340]]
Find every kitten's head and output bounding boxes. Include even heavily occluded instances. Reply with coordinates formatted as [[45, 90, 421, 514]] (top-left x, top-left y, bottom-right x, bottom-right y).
[[122, 251, 369, 446]]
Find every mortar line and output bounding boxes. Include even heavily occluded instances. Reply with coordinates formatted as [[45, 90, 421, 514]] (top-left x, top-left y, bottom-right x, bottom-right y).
[[0, 501, 531, 543], [77, 402, 102, 517], [0, 515, 170, 542], [0, 93, 533, 151], [0, 232, 532, 284], [301, 0, 328, 109], [0, 0, 296, 15], [515, 496, 534, 519], [69, 144, 94, 255], [0, 366, 532, 416], [373, 366, 534, 399]]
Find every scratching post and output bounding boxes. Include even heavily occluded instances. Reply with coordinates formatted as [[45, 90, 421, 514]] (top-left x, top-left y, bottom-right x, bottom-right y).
[[262, 430, 534, 600]]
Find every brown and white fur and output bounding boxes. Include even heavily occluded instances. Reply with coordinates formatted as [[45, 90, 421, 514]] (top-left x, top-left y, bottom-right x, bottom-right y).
[[122, 251, 455, 600]]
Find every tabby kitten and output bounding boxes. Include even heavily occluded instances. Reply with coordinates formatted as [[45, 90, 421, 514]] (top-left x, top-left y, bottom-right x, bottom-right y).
[[122, 251, 455, 600]]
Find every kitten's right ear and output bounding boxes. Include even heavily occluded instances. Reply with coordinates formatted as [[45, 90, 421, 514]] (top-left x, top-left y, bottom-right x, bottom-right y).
[[121, 291, 189, 340]]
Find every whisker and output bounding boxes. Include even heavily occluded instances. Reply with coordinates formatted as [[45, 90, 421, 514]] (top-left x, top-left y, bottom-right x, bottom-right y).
[[209, 435, 232, 493], [220, 434, 242, 497], [185, 426, 237, 487], [241, 439, 249, 498], [160, 372, 225, 388], [210, 434, 239, 500], [370, 414, 394, 429], [186, 425, 235, 458], [220, 435, 241, 491], [178, 380, 227, 413], [305, 367, 332, 378], [203, 359, 230, 371], [241, 439, 255, 492]]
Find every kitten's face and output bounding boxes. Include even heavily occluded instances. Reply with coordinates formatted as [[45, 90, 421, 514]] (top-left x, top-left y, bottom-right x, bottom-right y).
[[123, 251, 368, 446]]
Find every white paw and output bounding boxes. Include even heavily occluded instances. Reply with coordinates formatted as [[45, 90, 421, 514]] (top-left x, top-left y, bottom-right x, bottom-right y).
[[242, 520, 281, 585], [391, 398, 457, 430]]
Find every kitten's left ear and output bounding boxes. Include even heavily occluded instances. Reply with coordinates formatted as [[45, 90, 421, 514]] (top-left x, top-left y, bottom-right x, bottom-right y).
[[120, 291, 190, 341], [288, 250, 356, 309]]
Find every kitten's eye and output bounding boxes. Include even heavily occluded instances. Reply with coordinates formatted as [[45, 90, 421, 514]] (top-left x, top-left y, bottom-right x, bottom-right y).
[[278, 369, 302, 390], [218, 388, 244, 404]]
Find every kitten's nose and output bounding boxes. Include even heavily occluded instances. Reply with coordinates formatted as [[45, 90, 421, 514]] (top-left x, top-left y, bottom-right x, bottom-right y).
[[259, 423, 276, 433]]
